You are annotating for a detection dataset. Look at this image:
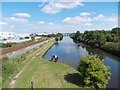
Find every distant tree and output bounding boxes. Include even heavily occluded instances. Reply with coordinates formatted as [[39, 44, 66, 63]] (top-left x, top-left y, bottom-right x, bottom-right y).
[[111, 27, 120, 35], [31, 36, 35, 41], [57, 33, 63, 41], [76, 31, 80, 36], [78, 55, 111, 89], [70, 27, 120, 56], [54, 33, 63, 41], [55, 36, 59, 41], [103, 42, 120, 56]]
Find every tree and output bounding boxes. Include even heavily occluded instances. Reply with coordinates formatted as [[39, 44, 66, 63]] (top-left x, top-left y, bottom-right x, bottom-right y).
[[31, 36, 35, 41], [106, 34, 113, 42], [54, 33, 63, 41], [78, 55, 111, 89], [55, 36, 59, 41], [76, 31, 80, 36], [111, 27, 120, 36], [70, 27, 120, 56], [57, 33, 63, 41]]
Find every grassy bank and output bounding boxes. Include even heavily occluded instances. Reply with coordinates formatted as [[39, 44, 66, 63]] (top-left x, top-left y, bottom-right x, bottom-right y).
[[2, 41, 48, 87], [2, 39, 83, 88]]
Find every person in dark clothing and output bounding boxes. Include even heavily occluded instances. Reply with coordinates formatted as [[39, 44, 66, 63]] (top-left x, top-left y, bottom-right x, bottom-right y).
[[55, 56, 59, 62], [51, 54, 55, 61]]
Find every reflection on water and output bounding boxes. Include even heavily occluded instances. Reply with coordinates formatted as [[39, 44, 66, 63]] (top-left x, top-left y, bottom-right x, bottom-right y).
[[43, 36, 120, 88]]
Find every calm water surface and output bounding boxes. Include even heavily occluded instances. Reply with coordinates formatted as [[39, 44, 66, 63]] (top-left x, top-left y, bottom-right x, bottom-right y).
[[44, 36, 120, 88]]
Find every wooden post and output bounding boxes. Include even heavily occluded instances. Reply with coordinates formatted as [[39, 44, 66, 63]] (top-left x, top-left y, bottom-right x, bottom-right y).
[[31, 81, 33, 90]]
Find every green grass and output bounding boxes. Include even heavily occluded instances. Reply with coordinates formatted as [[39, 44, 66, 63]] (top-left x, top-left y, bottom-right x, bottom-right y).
[[0, 43, 17, 48], [14, 58, 82, 88], [2, 39, 83, 88], [2, 41, 49, 87]]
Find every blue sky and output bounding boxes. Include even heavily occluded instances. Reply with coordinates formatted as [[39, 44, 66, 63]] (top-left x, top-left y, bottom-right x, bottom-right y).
[[1, 2, 118, 33]]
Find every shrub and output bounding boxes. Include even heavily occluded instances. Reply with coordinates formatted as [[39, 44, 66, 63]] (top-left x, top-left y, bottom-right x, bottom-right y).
[[55, 36, 59, 41], [2, 57, 18, 83], [31, 36, 35, 41], [78, 55, 111, 89]]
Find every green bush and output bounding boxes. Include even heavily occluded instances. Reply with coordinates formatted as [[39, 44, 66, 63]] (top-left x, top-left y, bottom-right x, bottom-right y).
[[55, 36, 59, 41], [78, 55, 111, 89], [31, 36, 35, 41], [2, 57, 18, 83], [0, 43, 17, 48], [2, 54, 26, 85]]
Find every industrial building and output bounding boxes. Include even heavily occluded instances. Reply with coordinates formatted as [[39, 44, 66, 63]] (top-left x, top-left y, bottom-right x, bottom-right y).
[[0, 32, 31, 43]]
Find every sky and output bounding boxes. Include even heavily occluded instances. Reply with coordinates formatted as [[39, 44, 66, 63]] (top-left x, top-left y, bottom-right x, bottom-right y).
[[0, 1, 118, 34]]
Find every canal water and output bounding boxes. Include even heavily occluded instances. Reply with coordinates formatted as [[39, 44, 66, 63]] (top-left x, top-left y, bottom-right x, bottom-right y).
[[43, 36, 120, 88]]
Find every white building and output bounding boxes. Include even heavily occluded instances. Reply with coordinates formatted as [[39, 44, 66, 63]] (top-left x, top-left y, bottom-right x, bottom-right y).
[[0, 32, 31, 43], [37, 32, 57, 36]]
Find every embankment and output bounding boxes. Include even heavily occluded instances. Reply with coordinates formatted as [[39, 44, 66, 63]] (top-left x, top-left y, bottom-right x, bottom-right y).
[[2, 39, 82, 88], [0, 37, 49, 56]]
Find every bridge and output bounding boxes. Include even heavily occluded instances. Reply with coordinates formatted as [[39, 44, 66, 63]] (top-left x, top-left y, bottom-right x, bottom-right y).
[[62, 33, 71, 36]]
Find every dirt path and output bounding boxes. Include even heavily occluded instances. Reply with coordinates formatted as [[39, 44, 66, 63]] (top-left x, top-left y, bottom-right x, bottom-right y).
[[10, 56, 35, 88]]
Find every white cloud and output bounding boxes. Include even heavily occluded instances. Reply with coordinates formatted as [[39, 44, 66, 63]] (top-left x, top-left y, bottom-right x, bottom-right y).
[[10, 25, 15, 28], [76, 2, 84, 6], [38, 2, 46, 7], [24, 23, 34, 26], [63, 16, 92, 24], [41, 1, 84, 14], [13, 13, 31, 18], [106, 17, 117, 22], [63, 17, 71, 23], [93, 14, 104, 20], [4, 17, 28, 24], [30, 24, 33, 26], [48, 22, 54, 25], [63, 13, 117, 25], [0, 22, 8, 25], [80, 12, 91, 16], [38, 21, 44, 24], [62, 13, 117, 32], [85, 23, 92, 26], [93, 14, 117, 22]]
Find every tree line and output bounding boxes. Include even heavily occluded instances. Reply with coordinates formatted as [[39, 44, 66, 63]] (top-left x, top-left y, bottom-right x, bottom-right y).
[[70, 27, 120, 57], [32, 33, 63, 41]]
